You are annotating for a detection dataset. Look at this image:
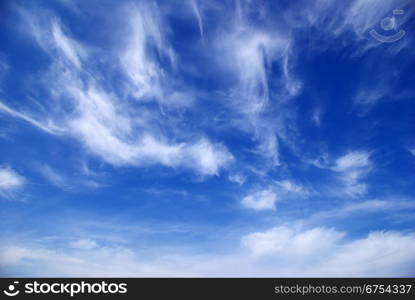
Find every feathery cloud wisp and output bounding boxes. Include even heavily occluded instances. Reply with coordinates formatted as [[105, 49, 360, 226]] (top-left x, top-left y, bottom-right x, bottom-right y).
[[10, 4, 233, 177], [241, 189, 278, 211], [0, 167, 25, 199], [332, 151, 372, 198]]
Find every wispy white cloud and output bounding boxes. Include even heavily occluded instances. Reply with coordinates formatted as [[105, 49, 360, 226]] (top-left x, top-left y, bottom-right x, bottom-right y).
[[208, 1, 308, 170], [65, 68, 232, 175], [0, 167, 25, 199], [216, 29, 289, 167], [223, 30, 289, 114], [311, 108, 322, 127], [333, 151, 371, 171], [332, 151, 372, 198], [276, 180, 306, 194], [17, 8, 86, 68], [228, 173, 246, 185], [241, 189, 278, 211], [7, 5, 233, 177], [69, 239, 98, 250], [190, 0, 205, 43], [0, 101, 63, 135], [120, 4, 167, 101], [38, 164, 71, 190], [241, 225, 415, 276], [254, 129, 280, 167], [281, 47, 302, 97], [354, 86, 388, 107], [0, 167, 24, 191], [36, 161, 105, 191], [70, 93, 233, 174], [242, 226, 344, 258], [351, 199, 412, 213], [119, 3, 192, 109], [309, 199, 415, 222], [51, 20, 85, 68], [305, 151, 372, 199], [213, 0, 410, 171], [0, 54, 9, 81], [186, 139, 233, 176], [241, 179, 308, 211]]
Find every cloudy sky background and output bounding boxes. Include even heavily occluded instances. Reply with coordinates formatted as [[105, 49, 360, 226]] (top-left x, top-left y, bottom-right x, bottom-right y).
[[0, 0, 414, 276]]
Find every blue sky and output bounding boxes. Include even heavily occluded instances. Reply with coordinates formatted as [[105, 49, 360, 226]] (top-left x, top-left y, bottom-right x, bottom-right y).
[[0, 0, 414, 276]]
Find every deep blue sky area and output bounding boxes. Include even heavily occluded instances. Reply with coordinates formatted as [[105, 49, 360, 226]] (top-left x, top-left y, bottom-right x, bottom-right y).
[[0, 0, 414, 276]]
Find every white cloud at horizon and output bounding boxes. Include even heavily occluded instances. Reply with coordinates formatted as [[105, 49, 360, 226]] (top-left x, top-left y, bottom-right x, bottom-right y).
[[1, 225, 415, 277]]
